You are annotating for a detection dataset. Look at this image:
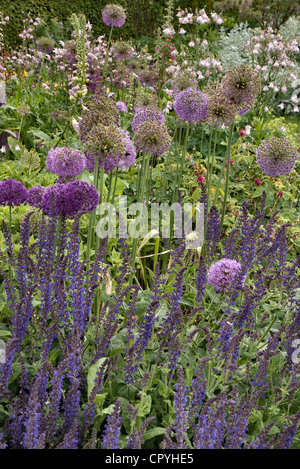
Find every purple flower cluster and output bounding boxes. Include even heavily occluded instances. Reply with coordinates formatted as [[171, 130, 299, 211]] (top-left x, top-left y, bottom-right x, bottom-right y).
[[171, 71, 198, 95], [41, 181, 99, 218], [174, 88, 208, 123], [112, 41, 133, 60], [46, 147, 85, 178], [256, 137, 298, 176], [102, 4, 126, 27], [0, 179, 27, 207], [131, 107, 165, 133], [207, 258, 244, 292], [116, 101, 128, 113], [27, 185, 45, 210]]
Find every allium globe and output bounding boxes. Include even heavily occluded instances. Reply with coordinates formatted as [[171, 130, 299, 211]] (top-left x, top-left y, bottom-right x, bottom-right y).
[[208, 258, 244, 292], [84, 123, 128, 173], [102, 4, 126, 27], [46, 147, 85, 178], [117, 129, 136, 169], [221, 65, 261, 116], [116, 101, 128, 113], [171, 71, 198, 95], [112, 41, 134, 60], [131, 108, 165, 133], [205, 83, 237, 128], [79, 96, 120, 143], [42, 181, 99, 218], [134, 121, 171, 156], [174, 88, 208, 123], [0, 179, 27, 207], [27, 185, 45, 209], [256, 137, 298, 176]]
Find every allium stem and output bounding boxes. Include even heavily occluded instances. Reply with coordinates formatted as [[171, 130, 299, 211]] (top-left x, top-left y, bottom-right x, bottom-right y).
[[100, 25, 114, 92], [207, 126, 218, 213], [220, 123, 234, 231], [86, 157, 99, 263]]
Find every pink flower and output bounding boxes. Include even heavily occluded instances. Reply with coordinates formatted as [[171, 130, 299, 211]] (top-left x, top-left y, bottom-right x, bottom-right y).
[[276, 192, 283, 198], [240, 129, 245, 136], [197, 176, 205, 183], [255, 178, 261, 186]]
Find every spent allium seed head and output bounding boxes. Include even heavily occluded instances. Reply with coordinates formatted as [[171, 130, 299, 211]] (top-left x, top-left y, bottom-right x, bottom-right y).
[[221, 65, 261, 115], [134, 121, 172, 156], [102, 4, 126, 27], [20, 149, 40, 170], [174, 88, 208, 123], [131, 107, 165, 133], [112, 41, 134, 60], [84, 123, 128, 173], [208, 258, 244, 292], [46, 147, 85, 178], [37, 37, 55, 54], [17, 104, 31, 116], [256, 137, 298, 176], [42, 181, 99, 218], [27, 185, 45, 209], [138, 68, 158, 88], [171, 70, 198, 95], [205, 83, 237, 128], [0, 179, 27, 207], [134, 90, 158, 111], [79, 96, 120, 143]]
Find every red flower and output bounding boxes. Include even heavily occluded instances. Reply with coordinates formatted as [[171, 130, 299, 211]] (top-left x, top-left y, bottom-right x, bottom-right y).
[[276, 192, 283, 198], [255, 178, 261, 186], [240, 129, 245, 136], [197, 176, 205, 183]]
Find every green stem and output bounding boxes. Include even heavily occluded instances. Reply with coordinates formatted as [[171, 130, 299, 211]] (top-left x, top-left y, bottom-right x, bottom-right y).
[[100, 25, 113, 92], [220, 123, 234, 231], [207, 125, 218, 212], [86, 158, 99, 263]]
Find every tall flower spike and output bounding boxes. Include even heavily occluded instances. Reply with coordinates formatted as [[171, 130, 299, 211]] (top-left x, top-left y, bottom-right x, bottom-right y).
[[256, 137, 298, 176]]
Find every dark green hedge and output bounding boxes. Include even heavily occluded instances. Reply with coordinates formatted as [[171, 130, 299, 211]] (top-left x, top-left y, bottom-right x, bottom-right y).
[[1, 0, 213, 48]]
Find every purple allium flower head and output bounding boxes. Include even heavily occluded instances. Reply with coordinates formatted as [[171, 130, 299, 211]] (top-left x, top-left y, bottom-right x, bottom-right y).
[[42, 181, 99, 218], [79, 96, 120, 144], [256, 137, 298, 176], [27, 185, 45, 209], [207, 258, 244, 292], [0, 179, 27, 207], [116, 101, 128, 113], [171, 70, 198, 96], [131, 107, 165, 133], [112, 41, 133, 60], [134, 121, 172, 156], [46, 147, 85, 178], [84, 123, 128, 173], [117, 129, 136, 169], [174, 88, 208, 123], [102, 4, 126, 27], [138, 69, 158, 88], [221, 65, 261, 116]]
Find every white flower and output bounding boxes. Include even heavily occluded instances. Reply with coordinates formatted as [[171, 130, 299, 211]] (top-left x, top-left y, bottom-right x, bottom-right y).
[[281, 85, 287, 93], [179, 28, 186, 34], [0, 146, 6, 153], [291, 95, 298, 103], [278, 103, 285, 110], [245, 125, 251, 136], [163, 27, 175, 36], [189, 41, 195, 48], [293, 106, 299, 113], [15, 144, 20, 151]]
